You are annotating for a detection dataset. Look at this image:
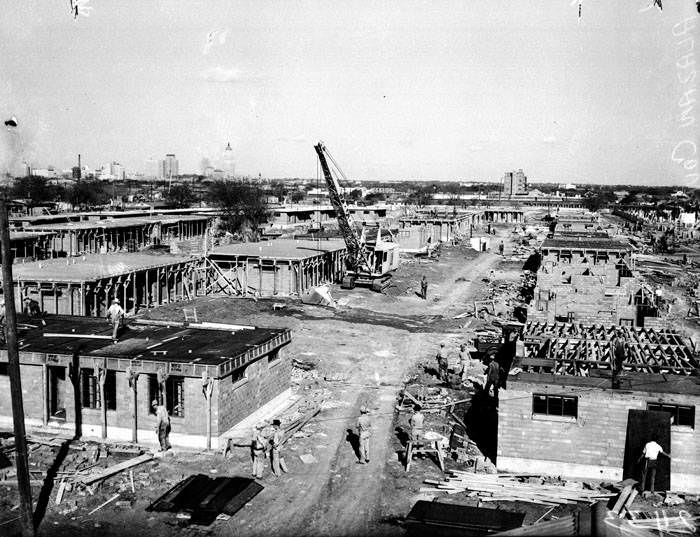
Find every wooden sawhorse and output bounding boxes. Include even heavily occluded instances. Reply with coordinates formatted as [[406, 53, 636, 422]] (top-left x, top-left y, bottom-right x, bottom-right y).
[[405, 440, 445, 473]]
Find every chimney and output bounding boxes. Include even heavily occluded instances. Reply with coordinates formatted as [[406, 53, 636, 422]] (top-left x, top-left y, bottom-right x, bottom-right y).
[[78, 154, 81, 169]]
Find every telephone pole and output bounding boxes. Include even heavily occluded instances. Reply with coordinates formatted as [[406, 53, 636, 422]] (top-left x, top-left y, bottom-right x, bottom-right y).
[[0, 197, 36, 536]]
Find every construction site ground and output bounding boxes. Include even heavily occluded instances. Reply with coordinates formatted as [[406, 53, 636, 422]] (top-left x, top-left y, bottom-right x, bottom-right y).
[[3, 219, 698, 536]]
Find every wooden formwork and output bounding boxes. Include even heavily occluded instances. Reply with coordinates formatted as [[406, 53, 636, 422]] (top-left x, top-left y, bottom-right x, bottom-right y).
[[521, 321, 700, 376]]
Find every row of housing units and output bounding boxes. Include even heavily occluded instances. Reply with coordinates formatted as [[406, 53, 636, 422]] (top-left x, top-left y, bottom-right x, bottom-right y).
[[501, 218, 700, 493], [3, 205, 526, 263]]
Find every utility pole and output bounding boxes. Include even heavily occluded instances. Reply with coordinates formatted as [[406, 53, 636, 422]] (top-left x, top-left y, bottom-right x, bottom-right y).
[[0, 197, 36, 536]]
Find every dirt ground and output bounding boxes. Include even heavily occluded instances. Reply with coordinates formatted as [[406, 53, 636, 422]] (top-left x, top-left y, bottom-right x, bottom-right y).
[[1, 225, 524, 537]]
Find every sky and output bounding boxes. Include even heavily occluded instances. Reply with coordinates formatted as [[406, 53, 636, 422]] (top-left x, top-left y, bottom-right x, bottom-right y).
[[0, 1, 698, 185]]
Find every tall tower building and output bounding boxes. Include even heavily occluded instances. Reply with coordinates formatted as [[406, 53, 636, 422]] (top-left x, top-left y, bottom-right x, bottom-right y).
[[164, 154, 179, 178], [222, 142, 236, 179], [145, 157, 163, 179], [503, 169, 528, 196]]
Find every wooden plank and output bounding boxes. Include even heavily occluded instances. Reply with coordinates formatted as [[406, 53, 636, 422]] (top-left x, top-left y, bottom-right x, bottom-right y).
[[43, 333, 113, 340], [79, 453, 154, 486], [611, 485, 633, 514]]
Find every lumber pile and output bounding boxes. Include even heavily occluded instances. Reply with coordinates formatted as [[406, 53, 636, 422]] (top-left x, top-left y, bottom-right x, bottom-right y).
[[421, 471, 616, 506]]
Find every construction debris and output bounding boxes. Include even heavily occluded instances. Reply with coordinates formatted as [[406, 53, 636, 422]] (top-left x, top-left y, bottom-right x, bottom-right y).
[[421, 471, 616, 506]]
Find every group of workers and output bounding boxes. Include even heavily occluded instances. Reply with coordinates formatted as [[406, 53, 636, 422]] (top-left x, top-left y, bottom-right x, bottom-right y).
[[436, 342, 503, 403], [251, 419, 288, 479]]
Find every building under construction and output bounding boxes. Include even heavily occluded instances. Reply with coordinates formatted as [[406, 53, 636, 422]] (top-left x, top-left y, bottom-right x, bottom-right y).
[[497, 321, 700, 492], [206, 239, 348, 297], [0, 316, 292, 448], [2, 253, 203, 316]]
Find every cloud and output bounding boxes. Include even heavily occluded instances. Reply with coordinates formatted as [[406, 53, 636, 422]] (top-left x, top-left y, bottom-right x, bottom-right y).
[[469, 144, 483, 152], [542, 135, 557, 144], [200, 66, 247, 83]]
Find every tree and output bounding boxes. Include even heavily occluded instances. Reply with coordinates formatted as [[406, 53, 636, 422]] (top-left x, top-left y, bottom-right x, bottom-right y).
[[583, 190, 616, 212], [166, 183, 194, 208], [290, 191, 305, 203], [348, 189, 363, 202], [207, 180, 269, 239], [64, 180, 109, 209], [363, 192, 386, 204], [12, 176, 59, 206]]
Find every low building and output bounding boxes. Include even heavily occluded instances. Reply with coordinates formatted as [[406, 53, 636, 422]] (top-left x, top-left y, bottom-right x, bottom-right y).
[[498, 372, 700, 492], [0, 316, 292, 448], [207, 239, 347, 297], [2, 252, 203, 316]]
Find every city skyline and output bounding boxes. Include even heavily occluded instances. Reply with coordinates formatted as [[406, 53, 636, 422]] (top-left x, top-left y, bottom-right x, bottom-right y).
[[1, 1, 698, 185]]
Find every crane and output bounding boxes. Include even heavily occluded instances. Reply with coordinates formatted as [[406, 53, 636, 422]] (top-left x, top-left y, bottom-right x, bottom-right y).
[[313, 142, 399, 290]]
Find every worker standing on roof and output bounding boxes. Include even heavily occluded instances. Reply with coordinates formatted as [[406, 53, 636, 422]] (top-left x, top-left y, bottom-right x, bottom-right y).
[[269, 419, 288, 476], [638, 433, 671, 493], [106, 298, 125, 343], [357, 406, 371, 464], [420, 275, 428, 300], [152, 399, 171, 451], [251, 422, 268, 479], [611, 329, 627, 389]]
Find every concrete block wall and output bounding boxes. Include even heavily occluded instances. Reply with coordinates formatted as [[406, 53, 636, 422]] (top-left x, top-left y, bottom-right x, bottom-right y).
[[217, 350, 291, 433], [0, 364, 44, 422], [498, 381, 700, 490]]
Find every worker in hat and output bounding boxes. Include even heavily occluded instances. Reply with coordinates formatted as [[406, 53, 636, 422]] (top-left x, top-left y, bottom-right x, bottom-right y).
[[152, 399, 171, 451], [106, 298, 125, 343], [251, 422, 268, 479], [269, 419, 288, 476], [356, 406, 372, 464]]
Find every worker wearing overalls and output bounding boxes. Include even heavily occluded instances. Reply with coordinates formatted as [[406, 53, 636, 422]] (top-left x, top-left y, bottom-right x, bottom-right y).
[[251, 423, 268, 479]]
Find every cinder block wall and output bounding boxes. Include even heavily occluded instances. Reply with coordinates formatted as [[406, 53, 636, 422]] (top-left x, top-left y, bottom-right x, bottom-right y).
[[0, 364, 44, 421], [499, 381, 700, 487], [217, 350, 291, 433]]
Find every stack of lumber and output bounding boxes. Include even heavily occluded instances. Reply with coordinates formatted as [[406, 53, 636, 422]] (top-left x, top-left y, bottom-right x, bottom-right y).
[[421, 471, 616, 506]]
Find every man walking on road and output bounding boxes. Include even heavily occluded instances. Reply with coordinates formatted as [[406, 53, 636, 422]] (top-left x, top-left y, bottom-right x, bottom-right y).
[[484, 353, 502, 404], [106, 298, 125, 343], [420, 275, 428, 300], [152, 399, 171, 451], [638, 433, 670, 493], [357, 406, 372, 464]]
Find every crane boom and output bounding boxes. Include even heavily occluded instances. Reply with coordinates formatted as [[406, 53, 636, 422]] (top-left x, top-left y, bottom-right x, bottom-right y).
[[314, 142, 370, 273]]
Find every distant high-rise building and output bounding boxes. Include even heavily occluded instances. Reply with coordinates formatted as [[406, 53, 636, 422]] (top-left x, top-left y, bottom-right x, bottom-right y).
[[145, 157, 163, 179], [72, 166, 81, 180], [164, 153, 179, 178], [503, 169, 528, 196], [222, 142, 235, 178], [110, 162, 125, 180]]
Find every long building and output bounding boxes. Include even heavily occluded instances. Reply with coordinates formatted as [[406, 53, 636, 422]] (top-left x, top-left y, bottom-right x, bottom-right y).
[[0, 316, 292, 448]]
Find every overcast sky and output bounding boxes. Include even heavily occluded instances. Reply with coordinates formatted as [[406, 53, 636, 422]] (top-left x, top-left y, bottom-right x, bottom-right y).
[[1, 1, 697, 184]]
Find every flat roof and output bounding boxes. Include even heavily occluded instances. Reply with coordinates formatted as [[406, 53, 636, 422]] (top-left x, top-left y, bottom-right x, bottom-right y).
[[4, 253, 195, 283], [0, 315, 291, 379], [509, 371, 700, 396], [210, 239, 346, 260], [26, 215, 209, 231], [10, 231, 55, 240], [542, 238, 631, 251]]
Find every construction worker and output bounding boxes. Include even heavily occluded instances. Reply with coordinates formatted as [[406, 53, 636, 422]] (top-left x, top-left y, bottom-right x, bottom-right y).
[[22, 297, 43, 318], [357, 406, 371, 464], [269, 419, 288, 476], [251, 422, 268, 479], [638, 433, 671, 493], [152, 399, 171, 451], [498, 241, 504, 256], [408, 404, 424, 445], [420, 275, 428, 300], [484, 353, 501, 403], [435, 343, 448, 382], [106, 298, 125, 342], [611, 330, 627, 388], [458, 343, 469, 381]]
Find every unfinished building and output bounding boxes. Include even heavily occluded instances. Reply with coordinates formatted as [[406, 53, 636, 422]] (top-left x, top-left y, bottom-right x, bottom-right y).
[[205, 239, 347, 297], [530, 237, 654, 326], [500, 321, 700, 491], [4, 231, 55, 263], [397, 212, 481, 250], [2, 253, 204, 316], [482, 208, 524, 224], [0, 316, 292, 448], [24, 215, 211, 256]]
